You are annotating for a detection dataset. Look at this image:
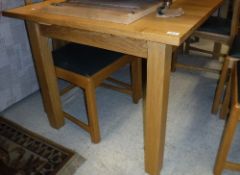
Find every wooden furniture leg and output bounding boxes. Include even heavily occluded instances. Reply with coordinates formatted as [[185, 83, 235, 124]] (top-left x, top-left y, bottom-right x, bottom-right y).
[[214, 62, 240, 174], [131, 57, 143, 103], [171, 49, 177, 72], [214, 107, 240, 175], [171, 45, 184, 72], [212, 57, 230, 114], [185, 38, 191, 54], [26, 22, 64, 128], [220, 75, 231, 119], [213, 42, 222, 60], [85, 82, 101, 143], [145, 41, 172, 175]]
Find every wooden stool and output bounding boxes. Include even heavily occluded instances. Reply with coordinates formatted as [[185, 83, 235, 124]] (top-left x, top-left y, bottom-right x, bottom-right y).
[[214, 61, 240, 175], [174, 0, 240, 73], [212, 35, 240, 117], [53, 43, 142, 143]]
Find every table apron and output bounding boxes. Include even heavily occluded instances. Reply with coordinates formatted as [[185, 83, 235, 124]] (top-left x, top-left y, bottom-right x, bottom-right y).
[[39, 24, 148, 58]]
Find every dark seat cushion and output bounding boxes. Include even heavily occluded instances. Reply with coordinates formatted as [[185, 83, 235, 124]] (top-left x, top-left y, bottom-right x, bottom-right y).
[[198, 16, 231, 35], [229, 35, 240, 58], [52, 43, 123, 76]]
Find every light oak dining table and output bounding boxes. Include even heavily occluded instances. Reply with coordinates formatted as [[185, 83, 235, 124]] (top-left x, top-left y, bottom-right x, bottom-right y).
[[3, 0, 223, 174]]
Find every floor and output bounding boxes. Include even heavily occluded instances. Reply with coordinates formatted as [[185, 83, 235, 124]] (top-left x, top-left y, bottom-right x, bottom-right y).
[[1, 44, 240, 175]]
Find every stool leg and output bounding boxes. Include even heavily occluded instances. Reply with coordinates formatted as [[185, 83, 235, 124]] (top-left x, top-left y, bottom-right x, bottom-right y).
[[214, 108, 239, 175], [85, 83, 100, 143], [212, 57, 230, 114], [131, 57, 143, 104]]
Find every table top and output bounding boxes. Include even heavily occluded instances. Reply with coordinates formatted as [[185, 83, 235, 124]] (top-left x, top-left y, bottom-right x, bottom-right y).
[[3, 0, 223, 46]]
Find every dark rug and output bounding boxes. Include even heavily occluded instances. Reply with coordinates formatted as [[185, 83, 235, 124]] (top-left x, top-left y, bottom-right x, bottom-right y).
[[0, 117, 85, 175]]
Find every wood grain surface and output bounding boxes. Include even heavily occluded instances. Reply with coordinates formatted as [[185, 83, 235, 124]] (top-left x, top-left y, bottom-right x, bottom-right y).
[[3, 0, 223, 46]]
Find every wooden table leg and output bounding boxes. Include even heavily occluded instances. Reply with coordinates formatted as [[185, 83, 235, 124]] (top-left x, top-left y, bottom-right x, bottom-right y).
[[145, 41, 172, 175], [26, 22, 65, 128]]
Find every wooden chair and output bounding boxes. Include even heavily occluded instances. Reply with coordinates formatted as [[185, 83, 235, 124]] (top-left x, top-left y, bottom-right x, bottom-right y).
[[24, 1, 142, 144], [212, 34, 240, 117], [213, 60, 240, 175], [174, 0, 240, 73], [52, 43, 142, 143]]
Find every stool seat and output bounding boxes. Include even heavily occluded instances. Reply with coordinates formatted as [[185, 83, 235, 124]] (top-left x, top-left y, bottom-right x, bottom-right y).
[[199, 16, 231, 35], [229, 35, 240, 58], [53, 43, 123, 76]]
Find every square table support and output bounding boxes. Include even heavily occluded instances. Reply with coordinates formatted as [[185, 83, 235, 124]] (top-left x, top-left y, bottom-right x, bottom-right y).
[[26, 22, 65, 128], [145, 41, 172, 175], [26, 22, 172, 175]]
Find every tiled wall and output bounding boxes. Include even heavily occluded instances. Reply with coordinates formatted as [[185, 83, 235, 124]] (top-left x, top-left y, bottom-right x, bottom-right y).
[[0, 0, 40, 111]]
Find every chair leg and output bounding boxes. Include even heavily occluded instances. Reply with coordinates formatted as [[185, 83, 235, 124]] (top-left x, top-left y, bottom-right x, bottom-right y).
[[131, 57, 143, 103], [214, 108, 239, 175], [185, 38, 191, 54], [212, 42, 222, 60], [171, 44, 184, 72], [212, 57, 230, 114], [85, 83, 100, 143], [171, 49, 177, 72], [220, 75, 231, 119]]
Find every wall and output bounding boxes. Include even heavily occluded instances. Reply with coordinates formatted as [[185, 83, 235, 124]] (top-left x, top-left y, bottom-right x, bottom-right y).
[[0, 0, 40, 111]]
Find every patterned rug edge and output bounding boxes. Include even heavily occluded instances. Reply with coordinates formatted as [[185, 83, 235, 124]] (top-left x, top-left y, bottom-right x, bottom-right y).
[[0, 116, 85, 175]]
